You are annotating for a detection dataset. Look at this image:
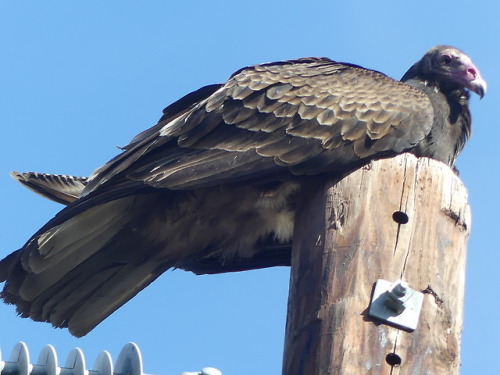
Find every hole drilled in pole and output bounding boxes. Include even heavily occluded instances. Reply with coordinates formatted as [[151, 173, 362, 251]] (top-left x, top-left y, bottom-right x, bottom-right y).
[[386, 352, 402, 366], [392, 211, 409, 224]]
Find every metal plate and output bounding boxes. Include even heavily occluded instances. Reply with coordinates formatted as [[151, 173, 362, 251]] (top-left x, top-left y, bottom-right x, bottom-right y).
[[368, 279, 424, 331]]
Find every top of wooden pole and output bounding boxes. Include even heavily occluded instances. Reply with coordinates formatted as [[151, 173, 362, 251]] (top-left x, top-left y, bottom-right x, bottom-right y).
[[283, 154, 470, 375]]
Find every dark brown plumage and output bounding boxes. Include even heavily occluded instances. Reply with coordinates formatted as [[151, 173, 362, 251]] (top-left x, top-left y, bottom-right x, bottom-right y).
[[0, 46, 485, 337]]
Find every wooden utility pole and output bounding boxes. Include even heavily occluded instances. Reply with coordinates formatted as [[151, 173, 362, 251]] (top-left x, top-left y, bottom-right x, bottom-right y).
[[282, 154, 470, 375]]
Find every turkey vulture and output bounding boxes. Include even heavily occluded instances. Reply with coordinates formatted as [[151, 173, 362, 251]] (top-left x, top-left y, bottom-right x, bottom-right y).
[[0, 45, 486, 337]]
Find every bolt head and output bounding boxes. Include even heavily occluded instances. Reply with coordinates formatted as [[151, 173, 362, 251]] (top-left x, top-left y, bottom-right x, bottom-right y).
[[392, 282, 408, 297]]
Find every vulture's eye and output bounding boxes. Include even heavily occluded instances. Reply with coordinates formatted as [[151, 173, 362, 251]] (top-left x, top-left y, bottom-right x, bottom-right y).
[[441, 55, 452, 64]]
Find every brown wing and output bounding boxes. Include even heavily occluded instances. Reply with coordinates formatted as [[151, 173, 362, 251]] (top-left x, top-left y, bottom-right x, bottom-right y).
[[83, 57, 433, 194], [0, 57, 435, 337]]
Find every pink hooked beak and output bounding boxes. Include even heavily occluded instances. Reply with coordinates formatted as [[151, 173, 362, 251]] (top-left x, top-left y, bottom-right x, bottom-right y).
[[458, 61, 487, 98]]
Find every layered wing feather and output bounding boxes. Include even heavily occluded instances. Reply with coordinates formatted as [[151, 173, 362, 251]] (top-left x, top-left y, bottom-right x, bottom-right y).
[[10, 172, 88, 204], [84, 58, 434, 193]]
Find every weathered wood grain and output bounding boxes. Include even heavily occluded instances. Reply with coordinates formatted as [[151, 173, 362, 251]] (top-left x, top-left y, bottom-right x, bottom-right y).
[[282, 153, 470, 375]]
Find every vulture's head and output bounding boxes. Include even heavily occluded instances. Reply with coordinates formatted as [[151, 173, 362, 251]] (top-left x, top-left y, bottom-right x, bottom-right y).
[[403, 45, 487, 98]]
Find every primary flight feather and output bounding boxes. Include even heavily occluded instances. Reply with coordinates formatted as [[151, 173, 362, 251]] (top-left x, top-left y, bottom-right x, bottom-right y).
[[0, 45, 485, 337]]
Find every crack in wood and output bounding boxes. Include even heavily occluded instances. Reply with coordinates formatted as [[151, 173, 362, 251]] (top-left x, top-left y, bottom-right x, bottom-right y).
[[389, 335, 402, 374], [422, 285, 444, 308], [393, 159, 409, 257], [327, 200, 346, 230], [441, 208, 468, 231]]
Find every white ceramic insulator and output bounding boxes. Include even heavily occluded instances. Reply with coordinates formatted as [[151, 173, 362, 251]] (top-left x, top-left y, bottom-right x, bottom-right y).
[[0, 342, 221, 375]]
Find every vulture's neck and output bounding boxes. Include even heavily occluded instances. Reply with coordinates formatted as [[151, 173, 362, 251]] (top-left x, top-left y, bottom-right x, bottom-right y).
[[401, 65, 472, 167]]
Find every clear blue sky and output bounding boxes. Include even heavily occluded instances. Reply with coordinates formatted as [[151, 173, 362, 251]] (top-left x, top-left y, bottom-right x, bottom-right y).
[[0, 1, 497, 374]]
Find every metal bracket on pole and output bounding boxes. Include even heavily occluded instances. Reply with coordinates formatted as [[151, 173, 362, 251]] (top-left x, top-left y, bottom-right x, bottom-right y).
[[368, 279, 424, 331]]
